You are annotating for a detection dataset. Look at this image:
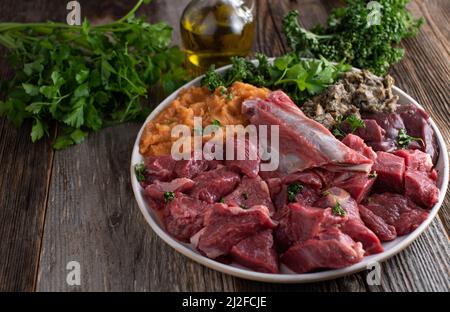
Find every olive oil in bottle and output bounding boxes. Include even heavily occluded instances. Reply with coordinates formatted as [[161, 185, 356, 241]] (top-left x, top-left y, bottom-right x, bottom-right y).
[[180, 0, 255, 75]]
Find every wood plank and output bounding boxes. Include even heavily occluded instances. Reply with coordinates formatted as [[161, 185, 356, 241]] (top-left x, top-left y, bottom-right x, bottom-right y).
[[0, 0, 62, 292]]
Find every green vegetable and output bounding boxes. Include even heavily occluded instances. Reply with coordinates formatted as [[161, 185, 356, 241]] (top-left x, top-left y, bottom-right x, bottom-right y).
[[368, 171, 378, 179], [332, 201, 346, 217], [219, 197, 225, 204], [282, 1, 423, 75], [0, 0, 189, 149], [332, 114, 365, 138], [211, 119, 221, 127], [164, 191, 175, 203], [201, 53, 351, 104], [287, 183, 304, 202], [397, 128, 423, 148], [134, 163, 145, 182]]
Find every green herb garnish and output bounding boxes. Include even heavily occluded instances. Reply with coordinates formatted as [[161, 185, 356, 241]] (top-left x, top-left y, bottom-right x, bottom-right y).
[[287, 183, 304, 202], [332, 114, 365, 138], [242, 192, 249, 200], [397, 129, 423, 148], [164, 191, 175, 203], [322, 190, 331, 197], [332, 201, 346, 217], [282, 2, 423, 76], [219, 197, 225, 204], [368, 171, 378, 179], [211, 119, 221, 127], [201, 53, 351, 105], [134, 163, 145, 182], [0, 0, 189, 149]]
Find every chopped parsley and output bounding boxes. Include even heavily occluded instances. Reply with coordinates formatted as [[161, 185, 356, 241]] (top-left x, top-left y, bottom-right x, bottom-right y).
[[226, 92, 234, 101], [332, 201, 346, 217], [134, 163, 145, 182], [287, 183, 303, 202], [211, 119, 221, 127], [397, 129, 423, 148], [332, 114, 365, 138], [242, 192, 249, 200], [322, 190, 331, 197], [164, 191, 175, 203], [219, 197, 225, 204], [368, 171, 378, 179]]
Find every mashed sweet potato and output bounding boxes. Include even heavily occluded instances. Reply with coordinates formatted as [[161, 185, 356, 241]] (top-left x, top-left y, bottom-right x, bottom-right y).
[[139, 82, 269, 156]]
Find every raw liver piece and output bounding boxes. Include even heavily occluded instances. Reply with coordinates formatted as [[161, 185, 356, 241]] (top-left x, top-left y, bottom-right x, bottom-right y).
[[372, 151, 405, 193], [190, 166, 240, 203], [281, 228, 364, 274], [230, 230, 279, 273], [359, 205, 397, 241], [355, 119, 386, 143], [404, 170, 439, 209], [242, 91, 373, 174], [224, 176, 275, 215], [174, 159, 209, 179], [144, 155, 177, 184], [364, 193, 429, 235], [193, 204, 277, 258], [164, 193, 209, 242]]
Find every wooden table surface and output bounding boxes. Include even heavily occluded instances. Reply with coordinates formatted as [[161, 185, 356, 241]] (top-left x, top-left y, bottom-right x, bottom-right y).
[[0, 0, 449, 292]]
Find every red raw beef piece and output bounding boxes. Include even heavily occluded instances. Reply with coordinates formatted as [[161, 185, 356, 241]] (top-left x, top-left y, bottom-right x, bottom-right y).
[[190, 166, 240, 203], [144, 178, 195, 207], [342, 134, 377, 161], [274, 203, 345, 252], [265, 177, 282, 198], [394, 149, 433, 173], [242, 91, 373, 174], [333, 173, 376, 203], [372, 151, 405, 193], [281, 228, 364, 273], [359, 205, 397, 241], [404, 170, 439, 209], [282, 171, 323, 189], [272, 184, 320, 214], [192, 204, 277, 258], [224, 176, 275, 215], [225, 137, 260, 178], [316, 187, 383, 255], [430, 169, 438, 181], [144, 155, 177, 184], [230, 230, 279, 273], [364, 193, 429, 235], [312, 168, 336, 187], [355, 119, 386, 143], [174, 159, 209, 179], [164, 193, 210, 242]]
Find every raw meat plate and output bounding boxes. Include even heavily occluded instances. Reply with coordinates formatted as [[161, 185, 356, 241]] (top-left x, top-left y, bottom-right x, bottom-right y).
[[130, 64, 449, 283]]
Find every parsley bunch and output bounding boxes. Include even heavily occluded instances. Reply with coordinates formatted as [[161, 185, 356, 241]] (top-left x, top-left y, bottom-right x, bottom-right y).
[[0, 0, 189, 149], [282, 0, 423, 75], [201, 53, 351, 104]]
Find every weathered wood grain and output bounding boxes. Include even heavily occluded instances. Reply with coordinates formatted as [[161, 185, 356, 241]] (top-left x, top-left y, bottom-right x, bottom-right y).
[[0, 0, 63, 292]]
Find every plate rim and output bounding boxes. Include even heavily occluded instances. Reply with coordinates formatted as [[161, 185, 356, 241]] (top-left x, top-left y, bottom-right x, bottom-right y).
[[130, 61, 449, 283]]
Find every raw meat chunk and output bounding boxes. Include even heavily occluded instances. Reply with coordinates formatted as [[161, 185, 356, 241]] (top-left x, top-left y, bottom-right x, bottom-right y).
[[372, 151, 405, 193], [230, 230, 279, 273], [192, 204, 277, 258], [190, 167, 240, 203], [404, 170, 439, 209], [224, 176, 275, 215], [359, 205, 397, 241]]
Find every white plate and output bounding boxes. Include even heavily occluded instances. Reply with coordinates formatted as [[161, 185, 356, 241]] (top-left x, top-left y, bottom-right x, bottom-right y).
[[130, 62, 449, 283]]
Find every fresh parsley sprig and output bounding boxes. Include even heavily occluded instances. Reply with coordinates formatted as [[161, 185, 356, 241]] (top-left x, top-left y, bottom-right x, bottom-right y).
[[0, 0, 189, 149], [397, 129, 423, 148]]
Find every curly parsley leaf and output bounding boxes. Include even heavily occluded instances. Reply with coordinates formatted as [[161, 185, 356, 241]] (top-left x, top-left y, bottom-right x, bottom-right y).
[[397, 129, 423, 148], [287, 183, 304, 202], [332, 201, 346, 217]]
